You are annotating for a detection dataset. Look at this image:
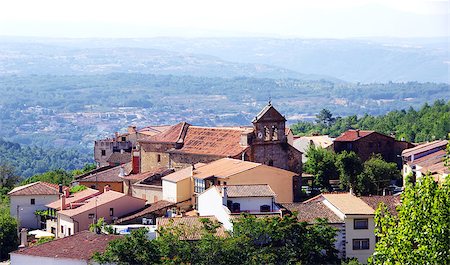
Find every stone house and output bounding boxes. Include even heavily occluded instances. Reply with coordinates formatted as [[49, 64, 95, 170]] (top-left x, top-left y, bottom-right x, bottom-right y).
[[333, 129, 414, 166], [137, 103, 302, 175]]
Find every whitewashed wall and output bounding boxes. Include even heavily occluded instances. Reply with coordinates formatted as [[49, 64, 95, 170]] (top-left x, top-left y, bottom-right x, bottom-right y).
[[162, 180, 177, 202], [197, 188, 232, 230], [227, 197, 274, 212], [10, 253, 87, 265], [10, 195, 60, 229]]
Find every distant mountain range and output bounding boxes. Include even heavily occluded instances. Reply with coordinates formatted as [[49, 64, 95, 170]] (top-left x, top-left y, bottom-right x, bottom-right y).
[[0, 36, 448, 83]]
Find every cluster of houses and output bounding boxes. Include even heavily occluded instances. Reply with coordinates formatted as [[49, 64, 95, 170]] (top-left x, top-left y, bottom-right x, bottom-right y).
[[8, 103, 448, 264]]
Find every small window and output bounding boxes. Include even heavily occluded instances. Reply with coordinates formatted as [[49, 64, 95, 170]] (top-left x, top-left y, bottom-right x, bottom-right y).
[[88, 213, 95, 219], [90, 185, 96, 189], [110, 208, 114, 217], [121, 136, 126, 141], [218, 181, 221, 185], [354, 219, 369, 229], [101, 150, 106, 156], [353, 239, 370, 250], [30, 198, 35, 205], [61, 225, 64, 234], [157, 154, 161, 163], [268, 160, 274, 166], [68, 228, 71, 235], [224, 182, 227, 185]]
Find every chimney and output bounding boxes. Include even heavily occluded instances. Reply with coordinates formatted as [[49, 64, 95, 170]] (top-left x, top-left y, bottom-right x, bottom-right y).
[[63, 187, 70, 198], [222, 186, 228, 206], [119, 165, 125, 177], [19, 228, 28, 248], [104, 185, 111, 193], [61, 194, 66, 210], [114, 132, 119, 138], [58, 184, 63, 194], [120, 149, 124, 154], [191, 163, 195, 176], [132, 151, 140, 174], [356, 129, 360, 137]]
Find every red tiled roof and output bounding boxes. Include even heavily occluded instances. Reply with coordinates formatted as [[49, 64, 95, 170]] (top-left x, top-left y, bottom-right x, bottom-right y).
[[107, 152, 131, 164], [121, 167, 171, 182], [412, 149, 446, 167], [12, 231, 120, 261], [8, 182, 67, 196], [142, 122, 188, 143], [360, 196, 401, 216], [170, 126, 250, 157], [77, 163, 131, 183], [115, 200, 175, 224], [46, 188, 100, 210], [282, 201, 343, 224], [225, 184, 276, 198], [157, 216, 227, 240], [334, 130, 375, 142], [402, 140, 448, 157]]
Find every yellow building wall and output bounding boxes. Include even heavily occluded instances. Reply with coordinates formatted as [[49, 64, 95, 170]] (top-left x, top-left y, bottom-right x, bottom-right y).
[[140, 150, 170, 172], [344, 216, 376, 264], [177, 177, 193, 202], [226, 165, 295, 203]]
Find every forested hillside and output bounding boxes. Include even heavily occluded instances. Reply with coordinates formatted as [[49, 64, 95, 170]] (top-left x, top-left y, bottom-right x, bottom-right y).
[[291, 100, 450, 142], [1, 74, 448, 149], [0, 139, 92, 178]]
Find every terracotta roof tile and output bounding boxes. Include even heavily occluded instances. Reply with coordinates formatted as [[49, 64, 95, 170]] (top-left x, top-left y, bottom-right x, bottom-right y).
[[334, 130, 375, 142], [157, 216, 227, 240], [142, 122, 188, 143], [138, 125, 172, 136], [77, 163, 131, 183], [192, 158, 261, 180], [402, 140, 448, 157], [360, 196, 401, 216], [162, 163, 206, 183], [58, 190, 146, 217], [121, 167, 172, 182], [46, 188, 101, 210], [225, 184, 276, 198], [116, 200, 175, 224], [12, 231, 120, 260], [170, 126, 250, 157], [8, 182, 66, 196], [322, 193, 375, 215], [106, 152, 132, 164], [282, 201, 343, 224]]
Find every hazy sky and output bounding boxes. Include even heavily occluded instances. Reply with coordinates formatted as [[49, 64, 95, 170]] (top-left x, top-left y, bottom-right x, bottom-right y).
[[0, 0, 448, 38]]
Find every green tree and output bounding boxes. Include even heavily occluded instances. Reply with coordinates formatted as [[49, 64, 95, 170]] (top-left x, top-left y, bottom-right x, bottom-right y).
[[0, 209, 18, 261], [356, 155, 400, 195], [316, 108, 336, 127], [304, 146, 339, 191], [369, 175, 450, 264], [336, 151, 363, 192], [0, 163, 20, 196]]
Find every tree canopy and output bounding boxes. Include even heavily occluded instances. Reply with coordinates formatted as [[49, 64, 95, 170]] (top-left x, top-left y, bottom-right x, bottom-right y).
[[292, 100, 450, 143], [369, 175, 449, 264], [94, 214, 339, 265]]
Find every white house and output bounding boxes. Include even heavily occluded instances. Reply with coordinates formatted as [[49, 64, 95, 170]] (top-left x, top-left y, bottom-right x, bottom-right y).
[[197, 184, 281, 230], [8, 182, 64, 229], [283, 193, 400, 264], [10, 230, 119, 265]]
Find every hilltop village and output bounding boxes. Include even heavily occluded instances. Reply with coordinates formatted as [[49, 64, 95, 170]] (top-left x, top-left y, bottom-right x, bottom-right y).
[[5, 103, 449, 264]]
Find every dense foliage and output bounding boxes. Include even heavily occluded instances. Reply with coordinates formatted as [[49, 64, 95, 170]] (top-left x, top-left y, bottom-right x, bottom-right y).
[[20, 164, 95, 187], [0, 138, 92, 178], [0, 199, 18, 261], [304, 147, 400, 195], [292, 100, 450, 143], [369, 175, 449, 264], [94, 214, 339, 265]]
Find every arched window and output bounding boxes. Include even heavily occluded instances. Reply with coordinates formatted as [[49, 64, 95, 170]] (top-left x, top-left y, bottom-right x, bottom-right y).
[[264, 126, 271, 141], [272, 125, 278, 141]]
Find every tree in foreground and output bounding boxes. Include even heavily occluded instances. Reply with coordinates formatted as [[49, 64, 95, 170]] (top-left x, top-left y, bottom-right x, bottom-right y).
[[369, 175, 449, 264], [304, 146, 339, 191], [93, 214, 339, 265], [0, 207, 18, 261]]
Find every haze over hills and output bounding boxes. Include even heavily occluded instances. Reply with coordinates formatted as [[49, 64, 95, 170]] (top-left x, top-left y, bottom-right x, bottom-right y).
[[0, 37, 448, 83]]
